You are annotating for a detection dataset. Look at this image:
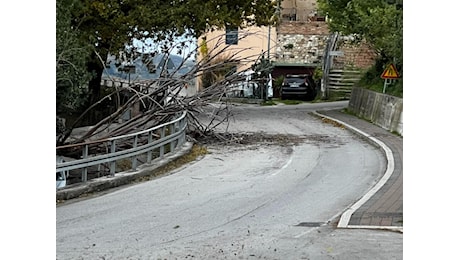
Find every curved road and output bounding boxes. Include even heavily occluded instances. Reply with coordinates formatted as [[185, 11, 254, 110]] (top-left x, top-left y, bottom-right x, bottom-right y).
[[56, 101, 402, 259]]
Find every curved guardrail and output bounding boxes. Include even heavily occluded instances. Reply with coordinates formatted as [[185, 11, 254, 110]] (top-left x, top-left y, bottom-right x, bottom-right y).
[[56, 111, 187, 187]]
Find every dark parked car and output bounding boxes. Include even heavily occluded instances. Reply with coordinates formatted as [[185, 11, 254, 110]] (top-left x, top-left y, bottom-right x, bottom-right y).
[[281, 74, 317, 101]]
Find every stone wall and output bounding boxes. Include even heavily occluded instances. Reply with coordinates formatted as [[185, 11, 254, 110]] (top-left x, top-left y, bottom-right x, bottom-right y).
[[348, 87, 403, 136], [276, 21, 329, 64], [275, 22, 377, 71], [277, 21, 330, 35], [333, 37, 378, 70], [275, 22, 376, 70]]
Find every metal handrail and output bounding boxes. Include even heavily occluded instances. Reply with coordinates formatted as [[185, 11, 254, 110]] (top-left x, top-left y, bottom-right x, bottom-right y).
[[56, 111, 187, 185]]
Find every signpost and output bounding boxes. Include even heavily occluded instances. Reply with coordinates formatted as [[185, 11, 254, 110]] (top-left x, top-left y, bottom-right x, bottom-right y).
[[381, 63, 400, 93], [329, 51, 344, 56]]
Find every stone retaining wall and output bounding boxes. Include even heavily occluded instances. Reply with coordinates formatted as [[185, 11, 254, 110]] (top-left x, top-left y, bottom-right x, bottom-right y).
[[333, 38, 378, 70], [275, 22, 376, 70], [276, 21, 329, 64]]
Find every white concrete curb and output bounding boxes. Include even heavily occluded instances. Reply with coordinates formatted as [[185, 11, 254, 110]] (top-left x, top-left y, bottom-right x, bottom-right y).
[[313, 111, 401, 232]]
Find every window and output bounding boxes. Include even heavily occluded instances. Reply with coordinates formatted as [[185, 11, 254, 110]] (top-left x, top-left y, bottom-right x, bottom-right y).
[[225, 27, 238, 45]]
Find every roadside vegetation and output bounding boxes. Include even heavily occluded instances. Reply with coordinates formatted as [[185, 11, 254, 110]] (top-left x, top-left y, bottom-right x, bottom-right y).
[[276, 99, 305, 105], [357, 61, 403, 98], [318, 0, 403, 98]]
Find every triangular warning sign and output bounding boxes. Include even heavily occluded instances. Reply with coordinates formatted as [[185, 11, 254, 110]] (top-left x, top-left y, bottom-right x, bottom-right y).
[[381, 64, 400, 79]]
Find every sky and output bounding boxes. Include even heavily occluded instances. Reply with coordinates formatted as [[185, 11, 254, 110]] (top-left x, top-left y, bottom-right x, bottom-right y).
[[132, 35, 198, 61]]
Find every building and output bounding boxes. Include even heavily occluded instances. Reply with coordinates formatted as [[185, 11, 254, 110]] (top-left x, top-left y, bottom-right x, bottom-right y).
[[196, 25, 276, 90], [196, 0, 377, 96]]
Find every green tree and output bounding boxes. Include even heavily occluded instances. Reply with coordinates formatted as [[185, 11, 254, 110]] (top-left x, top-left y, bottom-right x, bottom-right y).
[[56, 0, 92, 114], [318, 0, 403, 72], [64, 0, 278, 108]]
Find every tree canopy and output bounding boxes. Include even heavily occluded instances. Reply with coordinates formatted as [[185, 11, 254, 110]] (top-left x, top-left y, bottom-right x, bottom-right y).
[[317, 0, 403, 97], [56, 0, 278, 121], [318, 0, 403, 68], [56, 0, 92, 114], [71, 0, 278, 55]]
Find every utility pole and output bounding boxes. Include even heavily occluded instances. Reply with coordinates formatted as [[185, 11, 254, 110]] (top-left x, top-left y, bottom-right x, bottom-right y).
[[267, 25, 271, 62], [266, 25, 271, 101]]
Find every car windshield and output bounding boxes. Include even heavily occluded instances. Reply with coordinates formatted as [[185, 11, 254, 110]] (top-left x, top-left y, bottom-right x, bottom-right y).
[[287, 78, 304, 84]]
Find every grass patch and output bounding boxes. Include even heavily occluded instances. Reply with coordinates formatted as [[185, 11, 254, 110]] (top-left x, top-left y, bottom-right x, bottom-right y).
[[364, 82, 403, 98], [278, 99, 304, 105], [357, 61, 403, 98], [261, 100, 278, 106], [391, 130, 403, 137], [319, 90, 351, 102]]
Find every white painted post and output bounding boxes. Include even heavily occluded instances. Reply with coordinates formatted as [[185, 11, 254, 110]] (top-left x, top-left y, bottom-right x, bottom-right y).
[[82, 144, 88, 182], [131, 135, 138, 170], [383, 79, 388, 94], [110, 140, 116, 175]]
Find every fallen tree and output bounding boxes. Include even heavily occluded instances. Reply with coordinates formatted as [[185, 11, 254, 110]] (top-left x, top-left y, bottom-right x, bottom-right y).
[[57, 32, 267, 149]]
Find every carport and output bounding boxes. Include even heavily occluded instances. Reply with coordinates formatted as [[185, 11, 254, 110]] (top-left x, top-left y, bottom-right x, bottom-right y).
[[271, 62, 319, 98]]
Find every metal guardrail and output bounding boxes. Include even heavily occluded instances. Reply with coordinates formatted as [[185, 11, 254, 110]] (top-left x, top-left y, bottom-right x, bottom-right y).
[[56, 111, 187, 185]]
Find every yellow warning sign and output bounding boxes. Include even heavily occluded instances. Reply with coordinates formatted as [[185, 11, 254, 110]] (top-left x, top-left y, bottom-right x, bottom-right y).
[[381, 64, 400, 79]]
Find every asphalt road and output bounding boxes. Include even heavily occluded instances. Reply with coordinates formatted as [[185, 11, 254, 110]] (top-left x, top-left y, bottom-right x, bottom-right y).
[[56, 101, 402, 259]]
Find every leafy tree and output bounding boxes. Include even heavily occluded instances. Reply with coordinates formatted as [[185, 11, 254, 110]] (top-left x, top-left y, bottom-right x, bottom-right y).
[[56, 0, 92, 114], [63, 0, 278, 108], [318, 0, 403, 75]]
